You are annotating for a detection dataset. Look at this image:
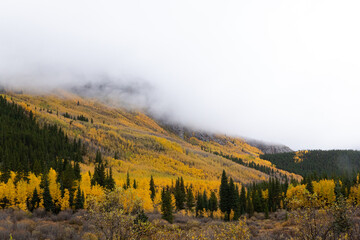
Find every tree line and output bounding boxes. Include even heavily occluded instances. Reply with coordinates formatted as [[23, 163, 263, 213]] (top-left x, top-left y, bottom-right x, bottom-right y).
[[261, 150, 360, 177], [201, 146, 287, 180], [158, 170, 289, 223]]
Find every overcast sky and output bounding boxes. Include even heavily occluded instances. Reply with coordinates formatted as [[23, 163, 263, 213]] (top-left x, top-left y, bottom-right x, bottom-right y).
[[1, 0, 360, 150]]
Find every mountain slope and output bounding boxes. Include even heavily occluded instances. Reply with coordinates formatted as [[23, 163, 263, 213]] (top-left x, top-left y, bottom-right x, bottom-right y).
[[245, 139, 293, 154], [3, 91, 300, 189]]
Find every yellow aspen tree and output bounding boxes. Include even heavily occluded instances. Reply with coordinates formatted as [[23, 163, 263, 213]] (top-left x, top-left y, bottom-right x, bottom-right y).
[[313, 179, 335, 206], [286, 184, 308, 209], [48, 168, 62, 209], [16, 180, 29, 211], [80, 172, 92, 197], [89, 184, 104, 202], [0, 182, 5, 203], [61, 189, 70, 210], [5, 178, 16, 207], [28, 173, 41, 194], [135, 188, 154, 212]]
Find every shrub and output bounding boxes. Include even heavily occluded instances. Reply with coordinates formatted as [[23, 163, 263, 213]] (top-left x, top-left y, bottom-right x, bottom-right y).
[[82, 232, 98, 240], [0, 227, 10, 240], [51, 210, 73, 222], [11, 230, 31, 240], [15, 219, 35, 232]]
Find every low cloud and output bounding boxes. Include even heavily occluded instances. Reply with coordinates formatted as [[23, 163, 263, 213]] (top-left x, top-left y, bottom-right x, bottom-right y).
[[1, 0, 360, 150]]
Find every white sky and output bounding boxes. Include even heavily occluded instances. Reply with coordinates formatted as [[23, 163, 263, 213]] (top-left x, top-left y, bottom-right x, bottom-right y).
[[1, 0, 360, 150]]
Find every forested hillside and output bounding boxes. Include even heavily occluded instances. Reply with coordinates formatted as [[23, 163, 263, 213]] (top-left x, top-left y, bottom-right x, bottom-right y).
[[261, 150, 360, 177], [0, 95, 83, 181], [3, 91, 299, 186]]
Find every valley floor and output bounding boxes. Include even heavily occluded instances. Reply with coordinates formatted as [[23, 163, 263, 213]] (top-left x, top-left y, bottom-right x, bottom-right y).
[[1, 207, 359, 240]]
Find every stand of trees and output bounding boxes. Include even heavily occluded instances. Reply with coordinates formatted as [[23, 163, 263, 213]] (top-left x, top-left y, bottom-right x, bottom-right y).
[[261, 150, 360, 177], [63, 112, 89, 122], [0, 96, 85, 181], [0, 96, 115, 213], [158, 172, 288, 223], [201, 146, 287, 180]]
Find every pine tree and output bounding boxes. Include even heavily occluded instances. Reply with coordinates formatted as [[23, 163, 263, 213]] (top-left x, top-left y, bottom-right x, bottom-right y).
[[239, 186, 247, 215], [133, 179, 137, 189], [74, 162, 81, 180], [75, 186, 84, 210], [209, 191, 218, 218], [91, 157, 106, 187], [202, 190, 209, 211], [186, 186, 195, 212], [306, 179, 314, 194], [233, 186, 241, 220], [150, 176, 156, 201], [42, 175, 54, 212], [95, 150, 102, 163], [246, 190, 254, 217], [196, 192, 204, 217], [174, 177, 186, 210], [105, 167, 116, 190], [219, 170, 230, 220], [30, 188, 40, 211], [252, 188, 262, 212], [125, 171, 131, 189], [161, 187, 174, 223], [228, 178, 236, 212]]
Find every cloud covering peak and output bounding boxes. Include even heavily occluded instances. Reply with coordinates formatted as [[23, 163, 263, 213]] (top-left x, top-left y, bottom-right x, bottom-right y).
[[1, 0, 360, 150]]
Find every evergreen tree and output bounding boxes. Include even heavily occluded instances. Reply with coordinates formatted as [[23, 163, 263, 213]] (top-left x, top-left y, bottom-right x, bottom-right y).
[[133, 179, 137, 189], [75, 186, 84, 210], [161, 187, 174, 223], [174, 177, 186, 210], [220, 170, 230, 217], [252, 188, 263, 212], [105, 168, 116, 190], [233, 186, 241, 220], [202, 190, 209, 211], [74, 162, 81, 180], [149, 176, 156, 201], [186, 185, 195, 212], [114, 151, 119, 160], [246, 191, 254, 217], [30, 188, 40, 211], [209, 191, 218, 218], [95, 150, 102, 163], [196, 192, 204, 217], [42, 174, 54, 212], [239, 186, 247, 215], [125, 171, 131, 189], [228, 178, 236, 211], [306, 179, 314, 194], [91, 157, 106, 187]]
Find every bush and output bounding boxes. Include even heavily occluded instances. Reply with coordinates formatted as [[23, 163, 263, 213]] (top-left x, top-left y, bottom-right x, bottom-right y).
[[82, 232, 98, 240], [15, 219, 35, 232], [11, 230, 31, 240], [0, 210, 10, 221], [12, 210, 28, 222], [0, 220, 13, 231], [32, 208, 48, 219], [0, 227, 10, 240], [51, 210, 73, 222]]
